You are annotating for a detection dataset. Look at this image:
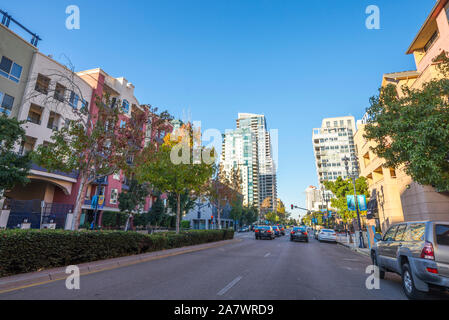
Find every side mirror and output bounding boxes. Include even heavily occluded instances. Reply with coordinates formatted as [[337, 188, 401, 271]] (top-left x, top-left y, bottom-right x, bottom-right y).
[[374, 233, 382, 242]]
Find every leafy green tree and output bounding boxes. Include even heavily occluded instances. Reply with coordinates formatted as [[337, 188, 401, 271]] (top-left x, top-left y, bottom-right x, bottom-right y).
[[136, 123, 215, 233], [0, 116, 31, 194], [167, 192, 196, 221], [323, 176, 370, 223], [265, 211, 279, 224], [241, 205, 258, 225], [118, 179, 150, 230], [146, 196, 166, 228], [364, 51, 449, 191], [229, 196, 243, 229]]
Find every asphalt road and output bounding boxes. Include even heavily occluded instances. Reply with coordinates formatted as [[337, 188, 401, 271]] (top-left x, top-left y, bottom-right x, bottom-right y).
[[1, 231, 449, 300]]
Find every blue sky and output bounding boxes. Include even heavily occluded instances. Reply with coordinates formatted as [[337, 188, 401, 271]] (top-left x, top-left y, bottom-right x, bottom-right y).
[[3, 0, 435, 219]]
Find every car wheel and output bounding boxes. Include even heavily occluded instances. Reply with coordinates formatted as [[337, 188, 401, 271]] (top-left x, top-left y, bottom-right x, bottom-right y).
[[371, 253, 385, 280], [401, 263, 426, 300], [305, 239, 309, 243]]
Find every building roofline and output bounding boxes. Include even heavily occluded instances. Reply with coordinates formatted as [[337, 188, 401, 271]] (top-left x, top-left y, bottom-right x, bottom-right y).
[[0, 23, 37, 51], [406, 0, 448, 54]]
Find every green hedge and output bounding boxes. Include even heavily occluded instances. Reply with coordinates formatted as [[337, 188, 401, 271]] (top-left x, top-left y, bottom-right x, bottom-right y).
[[0, 229, 234, 277]]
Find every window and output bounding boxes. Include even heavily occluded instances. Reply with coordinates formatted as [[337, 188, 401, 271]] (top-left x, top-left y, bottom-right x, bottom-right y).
[[0, 92, 14, 116], [69, 91, 79, 109], [47, 112, 60, 130], [403, 223, 425, 242], [0, 56, 22, 83], [27, 104, 43, 125], [113, 172, 121, 180], [394, 224, 407, 241], [54, 83, 66, 102], [424, 31, 438, 52], [120, 120, 126, 128], [35, 74, 50, 94], [122, 100, 129, 113], [110, 189, 118, 204], [383, 226, 398, 242], [81, 99, 88, 112], [436, 225, 449, 246]]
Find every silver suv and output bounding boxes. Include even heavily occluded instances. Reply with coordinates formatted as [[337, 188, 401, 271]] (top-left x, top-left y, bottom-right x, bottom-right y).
[[371, 221, 449, 299]]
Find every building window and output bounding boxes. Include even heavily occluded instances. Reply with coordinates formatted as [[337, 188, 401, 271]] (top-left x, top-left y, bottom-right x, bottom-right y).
[[0, 92, 14, 116], [120, 120, 126, 128], [0, 56, 22, 83], [122, 100, 130, 113], [81, 99, 88, 112], [27, 104, 43, 125], [18, 137, 36, 155], [54, 83, 66, 102], [35, 74, 50, 94], [47, 112, 60, 130], [113, 171, 121, 180], [424, 31, 438, 52], [110, 189, 118, 204], [69, 91, 79, 109]]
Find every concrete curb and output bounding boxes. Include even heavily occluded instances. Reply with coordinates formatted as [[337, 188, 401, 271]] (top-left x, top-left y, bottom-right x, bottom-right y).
[[0, 238, 241, 294], [337, 241, 370, 257]]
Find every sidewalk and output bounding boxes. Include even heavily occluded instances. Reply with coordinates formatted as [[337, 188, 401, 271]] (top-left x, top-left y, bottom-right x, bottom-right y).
[[0, 238, 240, 294], [336, 234, 370, 257]]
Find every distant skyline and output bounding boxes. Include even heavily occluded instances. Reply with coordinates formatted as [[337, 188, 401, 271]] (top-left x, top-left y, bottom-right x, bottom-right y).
[[2, 0, 435, 219]]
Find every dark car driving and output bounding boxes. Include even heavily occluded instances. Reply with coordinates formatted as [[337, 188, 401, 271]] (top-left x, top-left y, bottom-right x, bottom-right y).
[[255, 226, 275, 240], [290, 226, 309, 242], [272, 226, 281, 237], [278, 225, 286, 236]]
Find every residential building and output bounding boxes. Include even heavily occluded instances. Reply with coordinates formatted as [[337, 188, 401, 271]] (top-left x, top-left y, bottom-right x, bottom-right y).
[[0, 20, 37, 118], [222, 113, 277, 213], [183, 199, 235, 230], [355, 0, 449, 232], [312, 116, 357, 186], [305, 186, 323, 212]]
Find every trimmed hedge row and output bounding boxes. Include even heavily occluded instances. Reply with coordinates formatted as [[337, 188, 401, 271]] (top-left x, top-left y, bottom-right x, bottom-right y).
[[0, 229, 234, 277]]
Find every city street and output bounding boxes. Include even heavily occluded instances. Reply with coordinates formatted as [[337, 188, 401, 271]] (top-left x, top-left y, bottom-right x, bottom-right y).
[[2, 232, 447, 300]]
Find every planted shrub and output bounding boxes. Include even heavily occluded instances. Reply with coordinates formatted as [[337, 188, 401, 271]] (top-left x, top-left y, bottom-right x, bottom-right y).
[[0, 229, 234, 277]]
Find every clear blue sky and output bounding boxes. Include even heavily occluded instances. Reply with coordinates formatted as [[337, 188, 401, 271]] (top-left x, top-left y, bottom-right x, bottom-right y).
[[3, 0, 435, 219]]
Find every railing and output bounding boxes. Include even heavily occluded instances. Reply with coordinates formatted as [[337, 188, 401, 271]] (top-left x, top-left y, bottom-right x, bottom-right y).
[[0, 9, 42, 46]]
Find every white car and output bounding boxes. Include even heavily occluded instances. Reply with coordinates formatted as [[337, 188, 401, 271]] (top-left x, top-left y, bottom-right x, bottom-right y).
[[318, 229, 337, 242]]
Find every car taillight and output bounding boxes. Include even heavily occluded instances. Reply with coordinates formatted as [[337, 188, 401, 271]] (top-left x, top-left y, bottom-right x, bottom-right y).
[[421, 242, 435, 260], [267, 231, 272, 233], [255, 230, 259, 233], [291, 231, 294, 234]]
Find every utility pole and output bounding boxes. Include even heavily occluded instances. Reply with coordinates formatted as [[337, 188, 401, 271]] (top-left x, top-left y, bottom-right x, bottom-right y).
[[342, 156, 365, 248]]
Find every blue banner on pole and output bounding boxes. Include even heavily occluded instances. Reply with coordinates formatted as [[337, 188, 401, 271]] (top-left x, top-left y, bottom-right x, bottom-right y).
[[357, 195, 367, 211], [91, 195, 98, 209], [347, 195, 356, 211]]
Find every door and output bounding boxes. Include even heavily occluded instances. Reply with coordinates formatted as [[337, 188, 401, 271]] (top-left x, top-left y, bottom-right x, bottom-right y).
[[377, 225, 398, 268], [387, 224, 407, 273]]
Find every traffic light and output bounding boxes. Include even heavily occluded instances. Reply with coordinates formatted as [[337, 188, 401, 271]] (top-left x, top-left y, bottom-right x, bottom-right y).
[[291, 204, 294, 210]]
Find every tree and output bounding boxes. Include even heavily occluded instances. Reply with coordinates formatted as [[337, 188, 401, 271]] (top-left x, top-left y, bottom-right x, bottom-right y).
[[323, 176, 370, 224], [208, 164, 240, 229], [118, 179, 150, 231], [241, 205, 258, 225], [167, 192, 196, 221], [136, 123, 215, 233], [146, 196, 166, 229], [33, 94, 149, 230], [0, 116, 31, 194], [265, 211, 279, 224], [364, 51, 449, 191], [229, 196, 243, 229]]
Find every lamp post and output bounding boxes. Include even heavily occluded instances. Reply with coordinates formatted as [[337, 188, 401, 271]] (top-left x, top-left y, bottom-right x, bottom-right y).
[[321, 189, 330, 228], [342, 155, 365, 249]]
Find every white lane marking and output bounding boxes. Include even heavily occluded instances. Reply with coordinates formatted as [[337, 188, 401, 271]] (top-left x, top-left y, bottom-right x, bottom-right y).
[[264, 253, 271, 258], [217, 276, 243, 296]]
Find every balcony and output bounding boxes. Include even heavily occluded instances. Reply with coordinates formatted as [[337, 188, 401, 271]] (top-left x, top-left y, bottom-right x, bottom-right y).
[[92, 176, 108, 185], [31, 163, 79, 180]]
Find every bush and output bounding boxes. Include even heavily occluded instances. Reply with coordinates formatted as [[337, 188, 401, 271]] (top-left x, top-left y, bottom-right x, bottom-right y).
[[0, 229, 234, 277], [181, 220, 191, 229]]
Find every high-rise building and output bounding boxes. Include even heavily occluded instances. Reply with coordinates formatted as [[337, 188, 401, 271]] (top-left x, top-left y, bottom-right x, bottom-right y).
[[222, 113, 277, 213], [312, 116, 358, 186]]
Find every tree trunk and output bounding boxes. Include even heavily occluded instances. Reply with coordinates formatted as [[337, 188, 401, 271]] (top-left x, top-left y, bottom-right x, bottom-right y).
[[176, 193, 181, 234], [72, 172, 88, 230], [217, 207, 222, 230]]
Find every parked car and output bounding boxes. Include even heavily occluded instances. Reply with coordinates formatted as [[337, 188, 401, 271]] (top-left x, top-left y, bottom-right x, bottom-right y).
[[318, 229, 337, 242], [255, 226, 275, 240], [271, 226, 281, 237], [238, 226, 249, 232], [371, 221, 449, 299], [290, 226, 309, 242], [314, 229, 321, 240]]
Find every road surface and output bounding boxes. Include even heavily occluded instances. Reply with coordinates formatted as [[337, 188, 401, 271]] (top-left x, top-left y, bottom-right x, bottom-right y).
[[1, 231, 448, 300]]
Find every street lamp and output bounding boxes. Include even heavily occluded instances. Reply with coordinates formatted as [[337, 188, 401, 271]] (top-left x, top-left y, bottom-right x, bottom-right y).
[[321, 189, 330, 228], [342, 155, 365, 248]]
